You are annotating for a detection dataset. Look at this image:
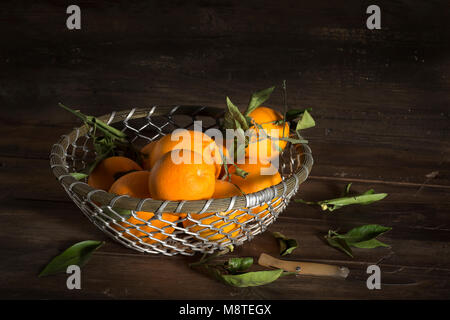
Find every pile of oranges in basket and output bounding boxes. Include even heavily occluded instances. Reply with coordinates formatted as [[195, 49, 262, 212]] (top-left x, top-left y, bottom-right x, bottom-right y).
[[86, 106, 290, 245]]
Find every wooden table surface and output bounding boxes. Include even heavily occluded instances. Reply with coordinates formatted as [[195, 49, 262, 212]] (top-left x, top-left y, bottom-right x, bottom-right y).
[[0, 1, 449, 299]]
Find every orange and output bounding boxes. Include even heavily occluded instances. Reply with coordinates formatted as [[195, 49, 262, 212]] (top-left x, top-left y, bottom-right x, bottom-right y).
[[149, 149, 216, 201], [246, 106, 290, 161], [109, 170, 151, 198], [108, 170, 179, 244], [88, 156, 142, 191], [229, 159, 283, 221], [140, 140, 158, 170], [183, 180, 244, 243], [147, 130, 223, 178], [229, 159, 282, 194], [212, 179, 241, 198]]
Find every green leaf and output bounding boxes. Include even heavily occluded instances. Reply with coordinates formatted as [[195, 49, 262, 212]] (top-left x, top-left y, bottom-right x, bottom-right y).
[[59, 103, 128, 143], [218, 269, 285, 287], [235, 127, 246, 142], [225, 257, 253, 273], [320, 193, 388, 211], [224, 97, 249, 131], [325, 234, 354, 258], [39, 240, 104, 277], [361, 189, 375, 198], [325, 225, 391, 257], [245, 86, 275, 116], [272, 232, 298, 256], [70, 172, 88, 180], [336, 224, 392, 245], [296, 109, 316, 130], [295, 191, 387, 212], [352, 238, 390, 249]]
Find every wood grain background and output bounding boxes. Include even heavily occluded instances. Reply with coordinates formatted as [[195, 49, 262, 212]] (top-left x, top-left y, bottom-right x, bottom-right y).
[[0, 0, 449, 299]]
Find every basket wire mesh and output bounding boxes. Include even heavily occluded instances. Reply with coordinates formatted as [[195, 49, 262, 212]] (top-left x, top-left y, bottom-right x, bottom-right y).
[[50, 106, 313, 256]]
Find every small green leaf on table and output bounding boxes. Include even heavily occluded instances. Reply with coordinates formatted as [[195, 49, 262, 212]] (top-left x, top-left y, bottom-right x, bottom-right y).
[[190, 248, 294, 287], [272, 232, 298, 256], [325, 225, 392, 257], [39, 240, 104, 277], [210, 267, 287, 288], [225, 257, 253, 273]]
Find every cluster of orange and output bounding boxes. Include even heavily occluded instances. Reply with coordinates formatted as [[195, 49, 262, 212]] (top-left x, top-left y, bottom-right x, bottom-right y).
[[87, 107, 289, 244]]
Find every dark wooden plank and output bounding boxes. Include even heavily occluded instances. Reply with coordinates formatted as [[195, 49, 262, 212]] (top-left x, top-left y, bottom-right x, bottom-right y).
[[0, 1, 449, 129], [1, 122, 449, 186], [1, 163, 450, 299], [1, 196, 450, 299], [1, 155, 450, 205]]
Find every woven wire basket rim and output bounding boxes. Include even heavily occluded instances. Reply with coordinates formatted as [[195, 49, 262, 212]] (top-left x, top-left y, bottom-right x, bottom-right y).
[[49, 105, 313, 214]]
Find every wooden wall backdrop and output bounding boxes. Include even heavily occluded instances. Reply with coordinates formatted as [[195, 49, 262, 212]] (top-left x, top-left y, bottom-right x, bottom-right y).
[[0, 0, 449, 299]]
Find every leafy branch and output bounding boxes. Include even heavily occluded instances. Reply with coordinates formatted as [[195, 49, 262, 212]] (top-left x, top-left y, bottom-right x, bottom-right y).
[[189, 247, 294, 287], [221, 83, 315, 180], [59, 103, 140, 175], [295, 184, 387, 212], [59, 103, 128, 144]]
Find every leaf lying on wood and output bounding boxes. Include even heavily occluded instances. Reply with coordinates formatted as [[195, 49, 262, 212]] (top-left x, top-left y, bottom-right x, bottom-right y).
[[39, 240, 104, 277], [224, 257, 253, 273], [210, 267, 289, 288], [295, 185, 387, 212], [272, 232, 298, 256], [190, 250, 294, 287], [325, 225, 392, 257]]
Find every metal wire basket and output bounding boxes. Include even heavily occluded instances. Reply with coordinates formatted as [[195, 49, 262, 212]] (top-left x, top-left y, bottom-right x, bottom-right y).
[[50, 106, 313, 256]]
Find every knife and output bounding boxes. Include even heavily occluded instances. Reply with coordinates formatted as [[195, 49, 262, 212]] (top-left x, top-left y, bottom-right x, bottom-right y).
[[258, 253, 350, 279]]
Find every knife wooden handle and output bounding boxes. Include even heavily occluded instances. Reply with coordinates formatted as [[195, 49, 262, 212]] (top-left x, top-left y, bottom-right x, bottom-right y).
[[258, 253, 349, 279]]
